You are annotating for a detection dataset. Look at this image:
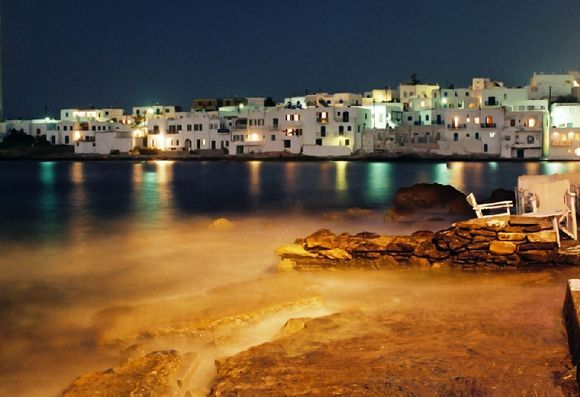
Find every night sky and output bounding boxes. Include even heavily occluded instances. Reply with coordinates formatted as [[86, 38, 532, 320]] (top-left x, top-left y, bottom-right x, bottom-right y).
[[4, 0, 580, 119]]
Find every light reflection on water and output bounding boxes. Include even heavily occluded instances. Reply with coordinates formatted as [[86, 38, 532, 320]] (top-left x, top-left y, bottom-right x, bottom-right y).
[[2, 160, 580, 243]]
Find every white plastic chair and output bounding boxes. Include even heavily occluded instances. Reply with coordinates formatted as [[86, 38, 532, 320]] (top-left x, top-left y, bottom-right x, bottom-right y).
[[466, 193, 513, 218], [520, 179, 577, 246]]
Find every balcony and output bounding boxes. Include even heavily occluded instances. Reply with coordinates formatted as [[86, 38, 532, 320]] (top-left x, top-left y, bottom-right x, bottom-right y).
[[447, 123, 467, 129], [217, 127, 230, 133], [316, 118, 328, 124], [480, 123, 496, 128]]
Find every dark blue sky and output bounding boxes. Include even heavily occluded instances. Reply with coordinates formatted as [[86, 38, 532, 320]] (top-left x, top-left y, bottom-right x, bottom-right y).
[[4, 0, 580, 119]]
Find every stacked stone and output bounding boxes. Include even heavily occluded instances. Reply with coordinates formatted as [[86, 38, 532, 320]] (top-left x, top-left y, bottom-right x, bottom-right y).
[[434, 216, 558, 269], [277, 215, 569, 271]]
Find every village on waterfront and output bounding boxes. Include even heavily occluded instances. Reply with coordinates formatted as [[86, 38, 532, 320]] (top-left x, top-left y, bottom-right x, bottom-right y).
[[1, 71, 580, 161]]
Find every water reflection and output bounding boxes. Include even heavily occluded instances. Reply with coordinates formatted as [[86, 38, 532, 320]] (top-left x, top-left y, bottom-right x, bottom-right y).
[[335, 161, 348, 192], [248, 161, 261, 199], [69, 162, 89, 244], [133, 161, 175, 224], [284, 162, 298, 193], [39, 162, 58, 240], [366, 163, 391, 204]]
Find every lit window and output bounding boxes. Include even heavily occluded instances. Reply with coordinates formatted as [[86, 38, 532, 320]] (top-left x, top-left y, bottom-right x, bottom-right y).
[[528, 118, 536, 128], [490, 132, 496, 138], [575, 148, 580, 157], [474, 117, 480, 124]]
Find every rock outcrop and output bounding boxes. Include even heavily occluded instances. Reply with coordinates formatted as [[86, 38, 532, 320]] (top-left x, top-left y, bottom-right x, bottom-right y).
[[385, 183, 474, 221], [277, 216, 577, 270], [62, 350, 198, 397]]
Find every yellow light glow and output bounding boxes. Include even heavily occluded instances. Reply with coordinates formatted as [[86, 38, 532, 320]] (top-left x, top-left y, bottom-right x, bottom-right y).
[[528, 118, 536, 128], [474, 117, 480, 124], [74, 131, 81, 141], [441, 98, 448, 104], [575, 148, 580, 156], [453, 116, 459, 127], [248, 133, 260, 142]]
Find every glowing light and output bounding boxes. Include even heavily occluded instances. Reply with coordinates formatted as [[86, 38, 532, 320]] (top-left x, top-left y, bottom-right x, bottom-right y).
[[249, 161, 261, 198], [248, 133, 260, 142], [453, 116, 459, 127], [528, 118, 536, 128], [575, 148, 580, 156], [335, 161, 348, 192], [74, 131, 81, 142], [366, 163, 391, 204], [441, 98, 448, 105], [71, 162, 84, 185]]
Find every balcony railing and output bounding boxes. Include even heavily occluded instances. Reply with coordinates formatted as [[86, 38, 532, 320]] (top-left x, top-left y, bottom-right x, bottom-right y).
[[480, 123, 496, 128], [217, 127, 230, 133], [447, 123, 467, 129]]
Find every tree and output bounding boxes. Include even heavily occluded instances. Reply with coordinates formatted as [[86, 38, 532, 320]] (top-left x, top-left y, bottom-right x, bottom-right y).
[[264, 97, 276, 107], [410, 73, 421, 85], [1, 129, 35, 148]]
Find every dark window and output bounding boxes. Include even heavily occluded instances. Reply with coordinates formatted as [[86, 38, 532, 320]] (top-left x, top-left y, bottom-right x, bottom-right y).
[[315, 138, 322, 146], [408, 116, 412, 121], [483, 143, 488, 152], [196, 139, 201, 149], [271, 134, 276, 141], [321, 126, 326, 137], [345, 139, 350, 145], [348, 126, 352, 131], [339, 126, 344, 134], [283, 140, 291, 148], [425, 115, 430, 121], [273, 118, 278, 127], [453, 133, 458, 142], [510, 119, 515, 127], [65, 136, 70, 144], [475, 132, 480, 140], [527, 135, 534, 144]]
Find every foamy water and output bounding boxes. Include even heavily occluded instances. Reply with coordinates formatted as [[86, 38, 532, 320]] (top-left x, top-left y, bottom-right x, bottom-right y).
[[0, 212, 577, 396]]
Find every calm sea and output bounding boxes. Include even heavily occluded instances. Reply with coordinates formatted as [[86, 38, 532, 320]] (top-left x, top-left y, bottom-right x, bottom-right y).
[[0, 160, 579, 242]]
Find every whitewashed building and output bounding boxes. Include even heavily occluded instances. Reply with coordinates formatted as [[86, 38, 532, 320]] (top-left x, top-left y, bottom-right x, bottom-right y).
[[548, 103, 580, 160]]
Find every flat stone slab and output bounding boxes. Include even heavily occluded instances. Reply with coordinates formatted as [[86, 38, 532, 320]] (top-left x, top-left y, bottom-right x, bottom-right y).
[[563, 280, 580, 383]]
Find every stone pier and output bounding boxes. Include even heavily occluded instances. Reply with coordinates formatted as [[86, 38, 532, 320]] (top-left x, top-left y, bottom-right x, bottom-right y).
[[564, 279, 580, 384], [277, 215, 580, 270]]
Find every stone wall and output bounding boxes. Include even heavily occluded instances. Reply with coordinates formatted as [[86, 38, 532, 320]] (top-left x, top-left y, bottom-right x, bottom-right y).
[[277, 215, 575, 271]]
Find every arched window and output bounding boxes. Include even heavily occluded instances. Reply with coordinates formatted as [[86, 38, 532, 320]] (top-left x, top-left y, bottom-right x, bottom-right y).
[[527, 135, 534, 144]]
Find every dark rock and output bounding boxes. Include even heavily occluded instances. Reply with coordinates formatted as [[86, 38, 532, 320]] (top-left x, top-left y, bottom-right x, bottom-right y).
[[467, 242, 490, 250], [387, 183, 474, 220], [355, 231, 381, 239], [485, 188, 516, 204], [470, 229, 497, 237], [518, 242, 558, 251], [448, 236, 470, 251], [518, 250, 553, 263], [415, 241, 450, 260], [388, 237, 420, 253]]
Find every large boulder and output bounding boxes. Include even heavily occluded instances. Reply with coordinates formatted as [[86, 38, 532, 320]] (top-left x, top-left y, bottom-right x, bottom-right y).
[[386, 183, 473, 221]]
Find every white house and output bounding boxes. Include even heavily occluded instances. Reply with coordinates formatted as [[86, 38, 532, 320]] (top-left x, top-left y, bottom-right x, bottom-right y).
[[529, 73, 578, 100], [548, 103, 580, 160]]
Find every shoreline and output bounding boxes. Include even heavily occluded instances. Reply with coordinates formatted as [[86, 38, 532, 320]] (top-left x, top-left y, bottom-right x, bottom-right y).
[[0, 150, 576, 163]]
